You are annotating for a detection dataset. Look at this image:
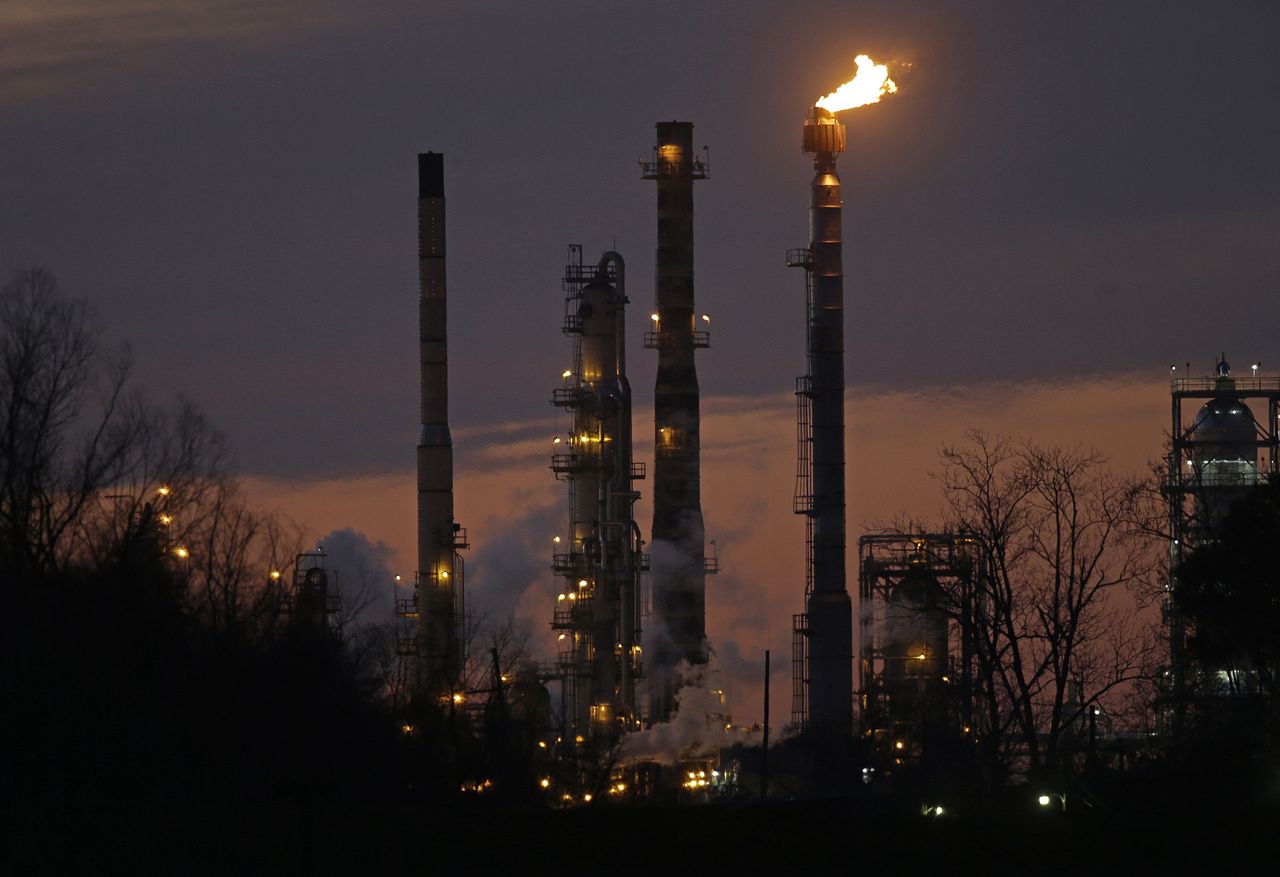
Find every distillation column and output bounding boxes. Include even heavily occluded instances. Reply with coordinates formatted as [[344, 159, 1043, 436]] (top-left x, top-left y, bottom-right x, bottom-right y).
[[802, 108, 853, 737], [551, 250, 644, 743], [417, 152, 466, 695], [642, 122, 711, 723]]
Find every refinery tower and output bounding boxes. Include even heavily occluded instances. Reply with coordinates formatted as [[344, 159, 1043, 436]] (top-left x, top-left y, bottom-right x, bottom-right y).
[[789, 107, 853, 738], [411, 152, 468, 698], [790, 57, 898, 739], [642, 122, 716, 724], [551, 248, 645, 743]]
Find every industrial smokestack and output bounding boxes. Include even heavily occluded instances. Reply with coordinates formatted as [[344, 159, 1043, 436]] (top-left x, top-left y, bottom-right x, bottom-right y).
[[796, 107, 852, 737], [416, 152, 466, 695], [642, 122, 713, 724]]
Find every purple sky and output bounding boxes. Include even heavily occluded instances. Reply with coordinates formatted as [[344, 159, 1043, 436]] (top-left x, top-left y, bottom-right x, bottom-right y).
[[5, 0, 1277, 480]]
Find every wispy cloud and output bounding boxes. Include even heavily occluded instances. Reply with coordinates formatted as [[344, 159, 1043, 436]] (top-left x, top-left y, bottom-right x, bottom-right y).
[[0, 0, 341, 101]]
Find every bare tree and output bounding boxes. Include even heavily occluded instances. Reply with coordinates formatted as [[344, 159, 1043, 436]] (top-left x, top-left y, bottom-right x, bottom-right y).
[[0, 268, 300, 631], [0, 268, 136, 581], [937, 432, 1159, 775]]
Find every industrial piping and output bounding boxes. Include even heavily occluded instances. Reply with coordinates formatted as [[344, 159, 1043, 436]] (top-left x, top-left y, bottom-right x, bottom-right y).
[[801, 108, 852, 737], [642, 122, 712, 724], [417, 152, 466, 695]]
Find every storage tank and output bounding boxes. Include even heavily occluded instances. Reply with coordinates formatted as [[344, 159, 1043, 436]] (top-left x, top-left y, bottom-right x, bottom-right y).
[[881, 568, 948, 722]]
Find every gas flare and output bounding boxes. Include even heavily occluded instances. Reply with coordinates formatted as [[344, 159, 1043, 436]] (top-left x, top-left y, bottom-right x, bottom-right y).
[[815, 54, 897, 112]]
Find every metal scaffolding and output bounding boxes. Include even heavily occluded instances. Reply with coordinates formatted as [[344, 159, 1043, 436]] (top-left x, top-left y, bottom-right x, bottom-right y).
[[1162, 360, 1279, 735], [857, 534, 980, 751]]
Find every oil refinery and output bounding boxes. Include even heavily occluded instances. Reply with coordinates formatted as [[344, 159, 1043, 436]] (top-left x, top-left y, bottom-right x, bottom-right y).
[[399, 58, 1279, 805]]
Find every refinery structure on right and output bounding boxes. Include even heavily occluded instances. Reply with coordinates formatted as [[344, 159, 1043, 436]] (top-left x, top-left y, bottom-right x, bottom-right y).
[[1162, 357, 1279, 733]]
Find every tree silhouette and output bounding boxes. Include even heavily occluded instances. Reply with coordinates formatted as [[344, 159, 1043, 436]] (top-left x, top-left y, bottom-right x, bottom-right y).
[[936, 432, 1159, 777], [1175, 478, 1280, 700]]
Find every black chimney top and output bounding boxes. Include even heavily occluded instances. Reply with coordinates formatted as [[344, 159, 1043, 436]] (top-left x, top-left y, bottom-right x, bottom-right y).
[[418, 152, 444, 198]]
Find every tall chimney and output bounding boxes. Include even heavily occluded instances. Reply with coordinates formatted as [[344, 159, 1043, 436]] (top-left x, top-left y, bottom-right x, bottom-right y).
[[417, 152, 465, 694], [642, 122, 712, 723], [799, 108, 852, 737]]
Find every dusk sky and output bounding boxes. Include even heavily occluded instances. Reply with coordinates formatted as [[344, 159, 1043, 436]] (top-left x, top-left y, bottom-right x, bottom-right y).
[[4, 0, 1278, 725]]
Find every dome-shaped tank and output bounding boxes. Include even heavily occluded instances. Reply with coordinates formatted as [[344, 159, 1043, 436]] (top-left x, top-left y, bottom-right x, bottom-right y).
[[1192, 396, 1257, 483], [1193, 396, 1255, 450], [882, 569, 948, 721]]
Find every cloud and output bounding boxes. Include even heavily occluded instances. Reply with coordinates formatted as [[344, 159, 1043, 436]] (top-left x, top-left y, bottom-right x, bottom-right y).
[[0, 1, 338, 101], [314, 527, 397, 626]]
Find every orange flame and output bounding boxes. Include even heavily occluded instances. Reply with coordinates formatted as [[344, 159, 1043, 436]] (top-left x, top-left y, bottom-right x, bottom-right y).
[[815, 54, 897, 112]]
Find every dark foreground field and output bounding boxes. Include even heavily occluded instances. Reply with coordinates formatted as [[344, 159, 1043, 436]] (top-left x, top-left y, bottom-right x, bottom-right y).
[[8, 790, 1275, 874]]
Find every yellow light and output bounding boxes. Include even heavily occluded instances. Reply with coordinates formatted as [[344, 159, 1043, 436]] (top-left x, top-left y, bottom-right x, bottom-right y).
[[583, 793, 592, 802], [894, 740, 905, 750], [578, 579, 588, 588], [156, 485, 171, 497], [916, 653, 927, 661], [453, 693, 465, 704], [650, 313, 660, 322], [553, 535, 561, 543], [439, 570, 449, 580], [394, 574, 401, 582], [567, 592, 576, 601], [538, 741, 547, 749], [574, 735, 584, 743], [173, 546, 189, 559], [558, 634, 566, 641], [562, 369, 572, 379], [557, 593, 566, 601], [269, 570, 281, 581], [158, 514, 173, 526], [540, 777, 551, 788], [701, 314, 710, 322], [401, 723, 414, 734]]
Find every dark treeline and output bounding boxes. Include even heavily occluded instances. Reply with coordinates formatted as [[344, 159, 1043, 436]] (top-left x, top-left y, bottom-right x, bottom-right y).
[[0, 269, 471, 823]]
